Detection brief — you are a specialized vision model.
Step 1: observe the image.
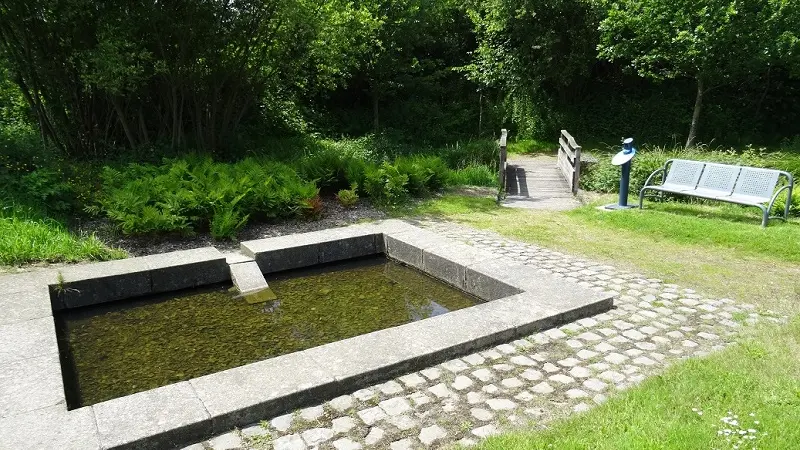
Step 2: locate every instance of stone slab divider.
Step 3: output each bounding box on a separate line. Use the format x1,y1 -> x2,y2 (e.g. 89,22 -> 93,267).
229,261 -> 269,295
51,247 -> 230,310
0,220 -> 613,450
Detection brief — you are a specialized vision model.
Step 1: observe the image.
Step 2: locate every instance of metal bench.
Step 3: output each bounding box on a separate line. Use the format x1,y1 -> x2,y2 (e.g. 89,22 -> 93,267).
638,159 -> 794,227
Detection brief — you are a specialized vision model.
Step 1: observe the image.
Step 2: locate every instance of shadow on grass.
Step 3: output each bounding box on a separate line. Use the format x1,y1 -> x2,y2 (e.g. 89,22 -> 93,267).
639,198 -> 799,227
392,194 -> 501,219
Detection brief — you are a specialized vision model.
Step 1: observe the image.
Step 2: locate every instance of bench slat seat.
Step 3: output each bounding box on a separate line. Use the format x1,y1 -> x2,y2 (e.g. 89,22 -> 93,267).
733,168 -> 780,203
639,159 -> 794,227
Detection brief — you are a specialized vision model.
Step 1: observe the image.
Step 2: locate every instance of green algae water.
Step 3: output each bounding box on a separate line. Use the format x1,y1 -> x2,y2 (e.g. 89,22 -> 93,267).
56,256 -> 478,407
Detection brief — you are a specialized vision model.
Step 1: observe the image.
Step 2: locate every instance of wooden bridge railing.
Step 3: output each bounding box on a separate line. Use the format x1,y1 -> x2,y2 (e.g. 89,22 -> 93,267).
557,129 -> 582,195
498,129 -> 508,200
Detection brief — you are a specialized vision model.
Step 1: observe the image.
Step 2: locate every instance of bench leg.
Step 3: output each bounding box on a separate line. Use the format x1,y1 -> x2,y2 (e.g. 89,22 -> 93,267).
760,205 -> 769,228
638,189 -> 646,209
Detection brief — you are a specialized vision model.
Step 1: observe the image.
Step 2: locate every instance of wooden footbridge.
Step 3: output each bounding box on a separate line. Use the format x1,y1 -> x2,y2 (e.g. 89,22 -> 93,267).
498,130 -> 585,210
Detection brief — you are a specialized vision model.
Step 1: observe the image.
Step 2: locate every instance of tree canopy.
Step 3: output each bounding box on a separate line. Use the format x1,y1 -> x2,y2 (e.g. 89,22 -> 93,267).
598,0 -> 800,147
1,0 -> 799,156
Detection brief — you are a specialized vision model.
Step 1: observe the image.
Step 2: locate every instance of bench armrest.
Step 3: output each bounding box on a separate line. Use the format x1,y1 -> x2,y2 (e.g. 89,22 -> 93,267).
769,184 -> 793,220
641,167 -> 666,188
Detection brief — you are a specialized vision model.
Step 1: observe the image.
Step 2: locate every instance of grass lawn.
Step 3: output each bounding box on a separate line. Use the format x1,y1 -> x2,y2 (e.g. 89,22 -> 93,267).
397,193 -> 800,449
0,214 -> 126,266
401,194 -> 800,315
476,318 -> 800,450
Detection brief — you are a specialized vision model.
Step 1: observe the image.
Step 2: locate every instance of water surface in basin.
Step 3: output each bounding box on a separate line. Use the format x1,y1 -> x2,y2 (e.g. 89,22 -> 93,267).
56,256 -> 478,407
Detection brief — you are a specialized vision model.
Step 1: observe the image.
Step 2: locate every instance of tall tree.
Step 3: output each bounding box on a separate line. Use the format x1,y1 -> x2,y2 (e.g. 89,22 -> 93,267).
0,0 -> 369,156
598,0 -> 792,148
462,0 -> 602,137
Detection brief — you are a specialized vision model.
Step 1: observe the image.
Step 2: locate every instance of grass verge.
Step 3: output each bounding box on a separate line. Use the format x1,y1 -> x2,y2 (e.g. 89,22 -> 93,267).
397,193 -> 800,449
0,215 -> 126,266
400,194 -> 800,315
475,318 -> 800,450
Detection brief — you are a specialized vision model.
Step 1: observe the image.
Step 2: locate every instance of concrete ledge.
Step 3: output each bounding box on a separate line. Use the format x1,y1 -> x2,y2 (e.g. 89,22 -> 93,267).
93,382 -> 211,450
464,265 -> 524,300
51,248 -> 228,310
0,271 -> 54,296
143,247 -> 228,294
0,353 -> 65,418
0,317 -> 58,365
0,405 -> 100,450
51,258 -> 152,310
241,227 -> 382,274
191,352 -> 337,434
0,220 -> 615,449
383,229 -> 443,270
422,243 -> 502,290
0,284 -> 53,326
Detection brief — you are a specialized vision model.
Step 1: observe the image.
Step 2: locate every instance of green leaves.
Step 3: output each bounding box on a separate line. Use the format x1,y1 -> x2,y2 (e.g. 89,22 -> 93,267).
598,0 -> 793,84
94,158 -> 318,238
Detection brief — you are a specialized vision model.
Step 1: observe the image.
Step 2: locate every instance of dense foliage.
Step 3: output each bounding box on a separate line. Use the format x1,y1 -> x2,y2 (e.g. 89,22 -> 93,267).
0,0 -> 799,255
1,0 -> 798,154
85,145 -> 497,239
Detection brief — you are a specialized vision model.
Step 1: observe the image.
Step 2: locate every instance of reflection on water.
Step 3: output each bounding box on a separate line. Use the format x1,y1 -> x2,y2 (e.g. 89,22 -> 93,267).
56,256 -> 479,408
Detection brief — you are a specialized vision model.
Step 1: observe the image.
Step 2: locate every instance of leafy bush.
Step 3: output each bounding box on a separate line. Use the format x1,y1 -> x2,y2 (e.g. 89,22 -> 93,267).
439,140 -> 499,169
394,155 -> 449,196
337,185 -> 359,208
445,164 -> 498,187
296,139 -> 375,192
299,195 -> 324,220
363,162 -> 409,205
0,140 -> 90,218
93,157 -> 318,237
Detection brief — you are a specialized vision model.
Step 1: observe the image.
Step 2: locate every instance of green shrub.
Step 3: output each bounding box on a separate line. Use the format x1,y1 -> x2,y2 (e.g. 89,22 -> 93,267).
439,140 -> 499,169
302,195 -> 324,220
363,162 -> 409,205
337,185 -> 359,208
446,164 -> 498,187
774,190 -> 800,217
93,157 -> 318,236
296,139 -> 375,193
394,155 -> 449,196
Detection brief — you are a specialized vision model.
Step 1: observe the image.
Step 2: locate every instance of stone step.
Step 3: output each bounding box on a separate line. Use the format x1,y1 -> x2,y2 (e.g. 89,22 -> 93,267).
229,260 -> 270,295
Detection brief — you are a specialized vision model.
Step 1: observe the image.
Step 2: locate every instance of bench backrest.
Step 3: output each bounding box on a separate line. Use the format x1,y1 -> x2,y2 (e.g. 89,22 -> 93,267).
664,160 -> 705,189
733,167 -> 781,202
696,163 -> 741,194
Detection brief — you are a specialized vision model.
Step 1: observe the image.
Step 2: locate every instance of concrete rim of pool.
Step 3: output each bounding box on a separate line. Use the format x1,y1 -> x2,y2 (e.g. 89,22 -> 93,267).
0,220 -> 614,450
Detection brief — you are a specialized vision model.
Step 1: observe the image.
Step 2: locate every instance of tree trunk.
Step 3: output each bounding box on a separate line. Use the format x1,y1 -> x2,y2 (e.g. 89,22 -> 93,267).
478,91 -> 483,137
371,82 -> 380,132
685,77 -> 704,149
111,97 -> 137,149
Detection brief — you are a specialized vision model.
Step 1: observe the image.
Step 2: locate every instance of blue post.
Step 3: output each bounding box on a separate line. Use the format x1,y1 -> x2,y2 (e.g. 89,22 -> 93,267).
618,138 -> 634,207
604,137 -> 637,210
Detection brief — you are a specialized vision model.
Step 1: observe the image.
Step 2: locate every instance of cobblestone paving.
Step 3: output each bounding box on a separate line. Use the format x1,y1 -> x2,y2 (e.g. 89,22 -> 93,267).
188,221 -> 783,450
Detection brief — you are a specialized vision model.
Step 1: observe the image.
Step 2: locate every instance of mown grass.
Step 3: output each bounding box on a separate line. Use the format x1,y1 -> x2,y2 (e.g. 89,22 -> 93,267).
401,194 -> 800,315
0,214 -> 126,266
399,193 -> 800,449
475,318 -> 800,450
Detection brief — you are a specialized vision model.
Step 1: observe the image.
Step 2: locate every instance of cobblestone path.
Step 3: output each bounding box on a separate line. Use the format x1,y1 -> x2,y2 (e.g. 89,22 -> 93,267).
187,221 -> 780,450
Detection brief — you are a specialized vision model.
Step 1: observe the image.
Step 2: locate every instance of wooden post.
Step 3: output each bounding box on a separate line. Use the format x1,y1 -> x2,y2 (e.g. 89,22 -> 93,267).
498,129 -> 508,200
573,142 -> 582,195
558,130 -> 582,195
